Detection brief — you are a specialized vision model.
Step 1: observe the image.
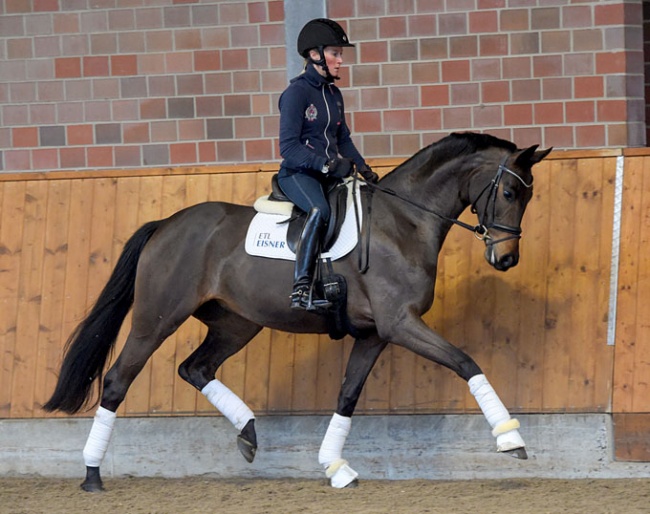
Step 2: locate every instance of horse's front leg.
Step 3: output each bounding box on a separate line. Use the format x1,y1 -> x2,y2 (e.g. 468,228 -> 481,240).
319,333 -> 388,488
383,314 -> 527,459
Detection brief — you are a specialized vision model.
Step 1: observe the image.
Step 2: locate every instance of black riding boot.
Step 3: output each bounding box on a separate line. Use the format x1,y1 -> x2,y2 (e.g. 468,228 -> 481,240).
291,207 -> 328,310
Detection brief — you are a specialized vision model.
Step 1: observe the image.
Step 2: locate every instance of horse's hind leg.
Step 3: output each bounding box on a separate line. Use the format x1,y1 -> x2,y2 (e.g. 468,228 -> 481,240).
319,333 -> 387,488
80,332 -> 170,492
178,302 -> 262,463
81,303 -> 197,492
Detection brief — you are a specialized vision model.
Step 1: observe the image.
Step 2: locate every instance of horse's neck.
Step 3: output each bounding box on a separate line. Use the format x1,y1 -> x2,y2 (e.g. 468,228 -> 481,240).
375,159 -> 473,276
381,158 -> 470,222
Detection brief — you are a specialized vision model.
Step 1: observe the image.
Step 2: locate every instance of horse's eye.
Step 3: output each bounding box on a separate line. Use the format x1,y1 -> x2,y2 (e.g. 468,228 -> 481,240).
503,189 -> 514,201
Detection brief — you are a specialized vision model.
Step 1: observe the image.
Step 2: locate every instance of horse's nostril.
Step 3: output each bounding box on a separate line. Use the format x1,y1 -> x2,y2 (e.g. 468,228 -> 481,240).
499,254 -> 518,270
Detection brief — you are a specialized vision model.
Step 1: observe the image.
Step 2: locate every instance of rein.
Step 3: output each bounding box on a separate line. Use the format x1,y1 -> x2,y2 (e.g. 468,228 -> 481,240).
354,156 -> 533,255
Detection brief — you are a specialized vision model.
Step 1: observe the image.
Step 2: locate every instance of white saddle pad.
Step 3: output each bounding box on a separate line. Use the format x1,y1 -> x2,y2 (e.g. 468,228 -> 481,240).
245,181 -> 364,261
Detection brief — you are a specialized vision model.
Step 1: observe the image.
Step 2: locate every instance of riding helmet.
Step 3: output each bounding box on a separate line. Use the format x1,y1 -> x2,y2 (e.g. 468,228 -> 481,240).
297,18 -> 355,58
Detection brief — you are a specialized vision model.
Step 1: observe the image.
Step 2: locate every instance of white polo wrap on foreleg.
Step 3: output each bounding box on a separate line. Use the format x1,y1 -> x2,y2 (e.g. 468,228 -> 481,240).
318,413 -> 358,488
318,413 -> 351,467
201,379 -> 254,431
468,374 -> 525,452
83,406 -> 117,468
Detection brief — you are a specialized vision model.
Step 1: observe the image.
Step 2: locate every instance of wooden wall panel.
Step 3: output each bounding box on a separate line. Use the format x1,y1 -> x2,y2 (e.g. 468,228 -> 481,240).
0,182 -> 27,418
33,181 -> 71,417
11,181 -> 48,417
0,151 -> 626,419
614,153 -> 650,414
613,413 -> 650,461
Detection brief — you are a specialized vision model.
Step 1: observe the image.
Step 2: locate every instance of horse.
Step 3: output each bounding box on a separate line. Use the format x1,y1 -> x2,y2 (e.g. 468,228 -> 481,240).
44,132 -> 552,491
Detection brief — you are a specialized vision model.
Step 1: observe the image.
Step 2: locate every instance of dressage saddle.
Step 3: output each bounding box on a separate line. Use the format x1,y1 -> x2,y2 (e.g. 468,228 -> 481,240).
267,174 -> 349,253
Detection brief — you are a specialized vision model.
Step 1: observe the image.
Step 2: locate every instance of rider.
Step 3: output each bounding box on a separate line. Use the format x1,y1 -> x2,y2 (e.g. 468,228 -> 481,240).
278,18 -> 379,310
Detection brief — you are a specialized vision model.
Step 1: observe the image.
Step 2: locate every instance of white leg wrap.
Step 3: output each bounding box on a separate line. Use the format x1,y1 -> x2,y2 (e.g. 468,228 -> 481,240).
468,374 -> 510,428
468,374 -> 525,452
318,414 -> 357,488
83,406 -> 117,468
318,413 -> 351,468
201,379 -> 254,431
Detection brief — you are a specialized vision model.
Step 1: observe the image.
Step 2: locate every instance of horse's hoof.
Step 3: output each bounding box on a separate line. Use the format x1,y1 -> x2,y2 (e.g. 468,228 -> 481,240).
80,480 -> 104,493
237,419 -> 257,463
237,434 -> 257,463
503,447 -> 528,460
81,466 -> 104,492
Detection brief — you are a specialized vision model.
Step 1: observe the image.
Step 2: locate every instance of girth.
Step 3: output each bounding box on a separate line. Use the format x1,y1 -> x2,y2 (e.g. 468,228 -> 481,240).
269,174 -> 349,253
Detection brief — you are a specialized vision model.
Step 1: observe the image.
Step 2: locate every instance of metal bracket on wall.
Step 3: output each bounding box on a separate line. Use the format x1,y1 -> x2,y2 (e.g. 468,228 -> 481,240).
283,0 -> 327,81
607,155 -> 624,346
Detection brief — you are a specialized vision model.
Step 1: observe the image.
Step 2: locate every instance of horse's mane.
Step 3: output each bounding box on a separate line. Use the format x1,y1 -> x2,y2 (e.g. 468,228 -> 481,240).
386,132 -> 517,178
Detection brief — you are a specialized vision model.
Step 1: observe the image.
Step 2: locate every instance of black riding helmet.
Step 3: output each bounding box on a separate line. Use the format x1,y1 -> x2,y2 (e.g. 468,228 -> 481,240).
298,18 -> 354,59
297,18 -> 355,58
297,18 -> 354,81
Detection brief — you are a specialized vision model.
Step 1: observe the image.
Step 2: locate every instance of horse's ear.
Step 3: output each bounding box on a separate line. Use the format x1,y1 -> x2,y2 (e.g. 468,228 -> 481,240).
515,145 -> 553,167
531,146 -> 553,165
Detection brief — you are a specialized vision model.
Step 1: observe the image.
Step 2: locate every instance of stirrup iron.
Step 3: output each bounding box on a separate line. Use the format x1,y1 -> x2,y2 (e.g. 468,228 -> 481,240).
290,285 -> 332,311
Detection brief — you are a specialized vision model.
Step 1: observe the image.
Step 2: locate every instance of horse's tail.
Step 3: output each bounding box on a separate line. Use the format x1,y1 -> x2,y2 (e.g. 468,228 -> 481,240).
43,220 -> 162,414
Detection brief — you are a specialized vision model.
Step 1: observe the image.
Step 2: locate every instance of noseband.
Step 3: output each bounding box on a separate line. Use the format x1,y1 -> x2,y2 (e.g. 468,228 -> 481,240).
470,157 -> 533,246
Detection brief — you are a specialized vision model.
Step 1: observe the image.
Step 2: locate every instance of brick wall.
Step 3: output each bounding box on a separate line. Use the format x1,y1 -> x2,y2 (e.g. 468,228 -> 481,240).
0,0 -> 645,172
336,0 -> 645,157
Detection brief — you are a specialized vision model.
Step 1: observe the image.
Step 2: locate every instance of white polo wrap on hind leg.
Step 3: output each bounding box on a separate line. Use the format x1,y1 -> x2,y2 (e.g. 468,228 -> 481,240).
201,379 -> 254,431
83,406 -> 117,468
468,374 -> 525,452
318,413 -> 358,488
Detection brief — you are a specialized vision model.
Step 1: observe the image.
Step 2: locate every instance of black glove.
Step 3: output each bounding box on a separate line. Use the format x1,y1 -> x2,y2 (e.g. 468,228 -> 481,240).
327,157 -> 354,179
358,164 -> 379,183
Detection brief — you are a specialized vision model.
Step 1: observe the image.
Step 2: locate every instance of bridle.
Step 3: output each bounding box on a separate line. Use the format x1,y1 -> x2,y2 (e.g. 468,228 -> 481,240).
469,156 -> 533,246
358,155 -> 533,245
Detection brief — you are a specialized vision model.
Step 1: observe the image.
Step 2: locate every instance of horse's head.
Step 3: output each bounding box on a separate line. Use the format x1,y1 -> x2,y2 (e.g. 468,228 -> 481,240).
470,144 -> 552,272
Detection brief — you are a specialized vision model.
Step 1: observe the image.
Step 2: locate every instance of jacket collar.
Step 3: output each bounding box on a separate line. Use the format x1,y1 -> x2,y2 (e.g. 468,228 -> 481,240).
293,64 -> 331,87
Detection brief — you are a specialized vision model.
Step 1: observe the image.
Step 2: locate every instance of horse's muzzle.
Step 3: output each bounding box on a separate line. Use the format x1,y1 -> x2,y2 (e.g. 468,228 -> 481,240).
485,245 -> 519,272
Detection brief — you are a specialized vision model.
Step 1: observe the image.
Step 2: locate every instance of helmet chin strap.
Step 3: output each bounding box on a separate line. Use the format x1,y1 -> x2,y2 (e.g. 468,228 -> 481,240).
308,46 -> 339,82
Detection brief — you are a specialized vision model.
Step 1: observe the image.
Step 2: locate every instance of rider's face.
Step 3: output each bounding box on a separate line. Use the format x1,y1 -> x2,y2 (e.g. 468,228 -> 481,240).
310,46 -> 344,79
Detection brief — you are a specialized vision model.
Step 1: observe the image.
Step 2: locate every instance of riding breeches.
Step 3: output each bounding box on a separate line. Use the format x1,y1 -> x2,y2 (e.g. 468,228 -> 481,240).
277,169 -> 331,223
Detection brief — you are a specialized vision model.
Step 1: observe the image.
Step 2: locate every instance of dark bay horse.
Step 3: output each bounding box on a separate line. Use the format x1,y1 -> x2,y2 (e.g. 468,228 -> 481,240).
44,132 -> 551,491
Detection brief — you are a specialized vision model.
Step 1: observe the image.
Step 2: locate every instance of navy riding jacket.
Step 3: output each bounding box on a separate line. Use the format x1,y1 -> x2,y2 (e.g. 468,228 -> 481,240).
278,65 -> 366,176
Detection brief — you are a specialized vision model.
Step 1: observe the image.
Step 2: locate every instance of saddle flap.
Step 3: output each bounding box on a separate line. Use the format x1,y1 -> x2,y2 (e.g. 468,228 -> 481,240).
245,177 -> 364,263
286,182 -> 349,253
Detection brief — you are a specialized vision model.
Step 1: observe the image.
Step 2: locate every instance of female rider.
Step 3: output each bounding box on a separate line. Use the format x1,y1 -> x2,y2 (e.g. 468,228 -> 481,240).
278,18 -> 378,310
